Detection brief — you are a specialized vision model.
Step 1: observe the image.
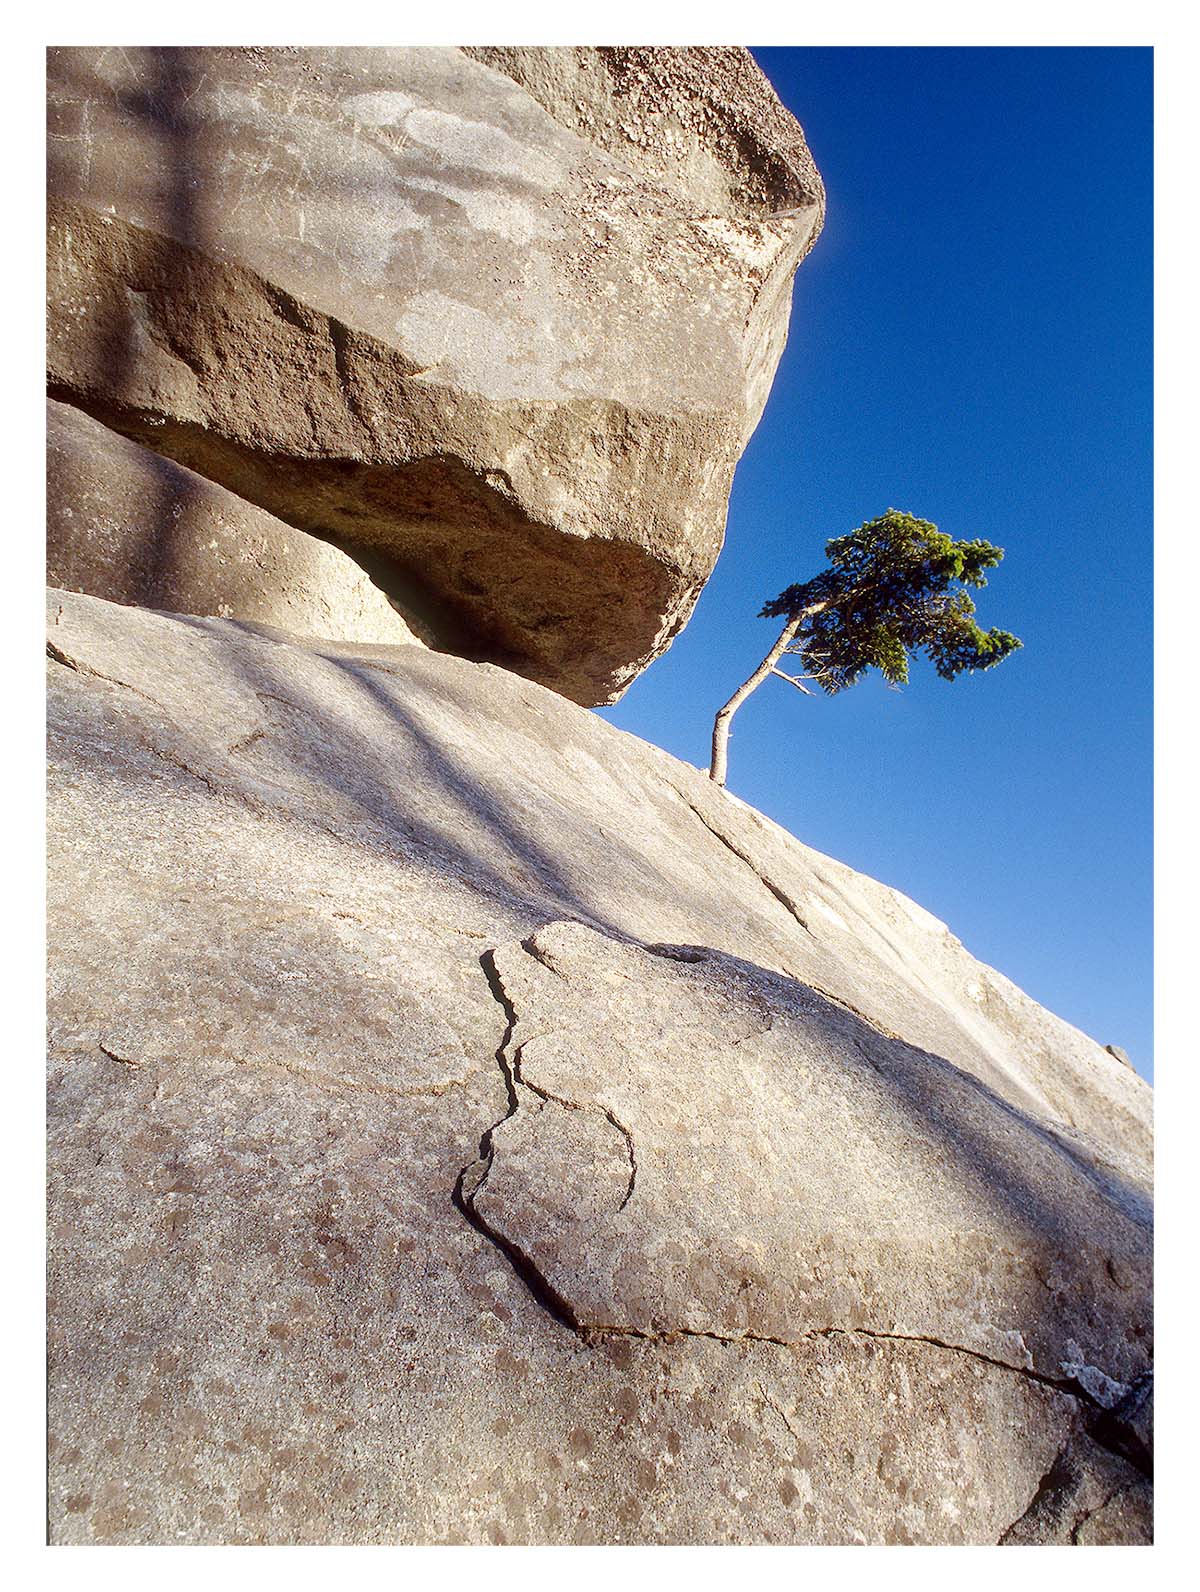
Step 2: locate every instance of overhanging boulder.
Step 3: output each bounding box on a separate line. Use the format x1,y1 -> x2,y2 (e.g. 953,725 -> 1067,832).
47,46 -> 824,703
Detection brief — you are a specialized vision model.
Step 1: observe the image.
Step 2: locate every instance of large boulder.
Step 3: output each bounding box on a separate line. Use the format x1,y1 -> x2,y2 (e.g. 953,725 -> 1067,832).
47,590 -> 1152,1544
47,399 -> 421,645
46,46 -> 824,703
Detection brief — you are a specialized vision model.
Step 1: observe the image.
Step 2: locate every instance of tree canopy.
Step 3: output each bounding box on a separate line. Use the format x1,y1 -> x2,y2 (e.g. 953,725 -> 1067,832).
709,508 -> 1022,785
761,508 -> 1022,692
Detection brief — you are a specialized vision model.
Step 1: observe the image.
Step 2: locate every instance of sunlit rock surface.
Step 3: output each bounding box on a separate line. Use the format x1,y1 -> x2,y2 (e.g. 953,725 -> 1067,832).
46,46 -> 824,703
47,590 -> 1151,1544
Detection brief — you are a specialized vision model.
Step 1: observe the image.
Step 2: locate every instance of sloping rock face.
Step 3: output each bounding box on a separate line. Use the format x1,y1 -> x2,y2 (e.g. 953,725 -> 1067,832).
46,46 -> 823,704
47,400 -> 421,645
47,589 -> 1152,1545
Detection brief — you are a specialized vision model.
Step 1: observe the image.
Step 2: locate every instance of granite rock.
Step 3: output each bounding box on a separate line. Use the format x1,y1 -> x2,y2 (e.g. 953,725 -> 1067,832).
466,921 -> 1150,1387
46,590 -> 1152,1544
46,46 -> 824,703
47,399 -> 421,645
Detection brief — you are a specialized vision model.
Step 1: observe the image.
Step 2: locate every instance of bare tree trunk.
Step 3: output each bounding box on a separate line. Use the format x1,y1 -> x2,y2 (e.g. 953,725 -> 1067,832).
709,613 -> 803,785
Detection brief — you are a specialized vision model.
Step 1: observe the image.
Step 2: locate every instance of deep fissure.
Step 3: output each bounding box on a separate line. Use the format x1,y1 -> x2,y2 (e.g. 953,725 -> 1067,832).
457,932 -> 1149,1470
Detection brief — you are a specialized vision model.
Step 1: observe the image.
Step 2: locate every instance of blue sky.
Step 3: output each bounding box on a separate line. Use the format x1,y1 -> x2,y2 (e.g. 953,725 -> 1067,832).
600,47 -> 1153,1079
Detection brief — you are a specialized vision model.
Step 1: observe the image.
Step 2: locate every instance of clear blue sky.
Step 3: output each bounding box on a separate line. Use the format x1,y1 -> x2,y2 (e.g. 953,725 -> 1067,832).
599,47 -> 1153,1080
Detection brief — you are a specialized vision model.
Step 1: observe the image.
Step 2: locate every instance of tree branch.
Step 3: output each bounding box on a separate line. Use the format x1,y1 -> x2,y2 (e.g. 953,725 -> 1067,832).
770,668 -> 813,694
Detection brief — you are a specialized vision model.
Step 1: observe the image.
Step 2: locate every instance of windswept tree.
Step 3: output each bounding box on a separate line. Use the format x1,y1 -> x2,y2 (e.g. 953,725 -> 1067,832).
709,509 -> 1022,786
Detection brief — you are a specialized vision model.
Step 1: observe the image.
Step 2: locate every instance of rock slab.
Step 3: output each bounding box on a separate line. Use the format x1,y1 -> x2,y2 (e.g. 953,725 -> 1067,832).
47,590 -> 1151,1544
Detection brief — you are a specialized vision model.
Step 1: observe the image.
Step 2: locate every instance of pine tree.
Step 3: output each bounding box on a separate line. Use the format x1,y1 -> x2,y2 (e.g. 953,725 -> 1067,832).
709,509 -> 1022,786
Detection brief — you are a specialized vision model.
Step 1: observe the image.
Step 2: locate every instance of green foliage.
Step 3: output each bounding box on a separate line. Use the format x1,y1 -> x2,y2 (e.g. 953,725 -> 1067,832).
760,509 -> 1022,693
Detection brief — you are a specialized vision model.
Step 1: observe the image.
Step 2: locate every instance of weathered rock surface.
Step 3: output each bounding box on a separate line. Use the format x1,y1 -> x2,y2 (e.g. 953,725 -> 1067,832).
998,1393 -> 1153,1546
468,923 -> 1149,1375
47,399 -> 421,645
46,46 -> 824,702
47,590 -> 1151,1544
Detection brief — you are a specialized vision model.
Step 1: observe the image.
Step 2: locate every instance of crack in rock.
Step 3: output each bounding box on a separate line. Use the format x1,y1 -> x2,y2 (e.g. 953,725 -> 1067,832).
1085,1372 -> 1153,1479
673,785 -> 815,937
138,739 -> 235,802
48,631 -> 254,806
97,1041 -> 143,1070
453,921 -> 1152,1533
997,1416 -> 1150,1545
1069,1486 -> 1131,1544
471,940 -> 639,1214
227,727 -> 266,755
573,1321 -> 1124,1408
451,929 -> 1145,1407
755,1379 -> 806,1446
457,933 -> 1147,1433
602,1104 -> 638,1210
47,638 -> 163,706
452,949 -> 585,1330
506,1036 -> 640,1213
998,1443 -> 1074,1543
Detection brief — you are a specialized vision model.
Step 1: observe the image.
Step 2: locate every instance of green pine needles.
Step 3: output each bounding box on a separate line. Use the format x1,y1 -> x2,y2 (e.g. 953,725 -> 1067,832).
709,509 -> 1022,786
